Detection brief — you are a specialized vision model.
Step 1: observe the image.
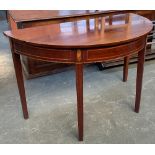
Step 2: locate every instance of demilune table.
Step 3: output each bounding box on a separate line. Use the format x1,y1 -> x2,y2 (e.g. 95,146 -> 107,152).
8,10 -> 132,78
4,13 -> 153,141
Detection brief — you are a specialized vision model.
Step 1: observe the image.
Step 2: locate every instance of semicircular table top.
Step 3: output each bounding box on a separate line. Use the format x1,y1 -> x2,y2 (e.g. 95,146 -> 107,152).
4,13 -> 153,49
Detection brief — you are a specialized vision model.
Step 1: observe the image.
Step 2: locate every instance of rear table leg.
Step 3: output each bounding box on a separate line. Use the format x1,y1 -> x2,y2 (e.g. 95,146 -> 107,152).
123,56 -> 130,82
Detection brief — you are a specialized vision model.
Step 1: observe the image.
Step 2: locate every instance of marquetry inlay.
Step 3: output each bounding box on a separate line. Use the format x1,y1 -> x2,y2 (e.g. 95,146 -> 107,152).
77,49 -> 82,62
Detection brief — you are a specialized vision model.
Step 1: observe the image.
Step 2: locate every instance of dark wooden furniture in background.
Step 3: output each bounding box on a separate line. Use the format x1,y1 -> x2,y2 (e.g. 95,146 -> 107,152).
7,10 -> 155,79
4,13 -> 153,140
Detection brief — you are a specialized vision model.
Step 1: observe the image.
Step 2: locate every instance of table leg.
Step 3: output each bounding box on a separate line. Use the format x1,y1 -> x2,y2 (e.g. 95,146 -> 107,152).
123,56 -> 130,82
12,52 -> 29,119
76,63 -> 83,141
135,48 -> 145,113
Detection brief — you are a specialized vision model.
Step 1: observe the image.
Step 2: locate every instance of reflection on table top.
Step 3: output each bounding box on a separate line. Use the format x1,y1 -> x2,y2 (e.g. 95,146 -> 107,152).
9,10 -> 127,23
5,13 -> 153,49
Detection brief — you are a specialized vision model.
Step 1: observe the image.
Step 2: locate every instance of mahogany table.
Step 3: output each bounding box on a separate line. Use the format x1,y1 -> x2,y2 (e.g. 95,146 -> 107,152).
4,13 -> 153,141
7,10 -> 155,78
8,10 -> 133,78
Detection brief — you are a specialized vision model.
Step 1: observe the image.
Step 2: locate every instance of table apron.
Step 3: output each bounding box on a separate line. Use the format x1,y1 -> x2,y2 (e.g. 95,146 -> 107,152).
12,37 -> 146,64
84,37 -> 146,63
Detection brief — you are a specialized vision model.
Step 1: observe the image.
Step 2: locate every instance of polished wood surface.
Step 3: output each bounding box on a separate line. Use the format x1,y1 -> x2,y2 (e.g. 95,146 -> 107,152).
9,10 -> 155,29
5,14 -> 152,49
9,10 -> 127,28
8,10 -> 155,78
4,13 -> 153,141
9,10 -> 120,78
9,10 -> 112,22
